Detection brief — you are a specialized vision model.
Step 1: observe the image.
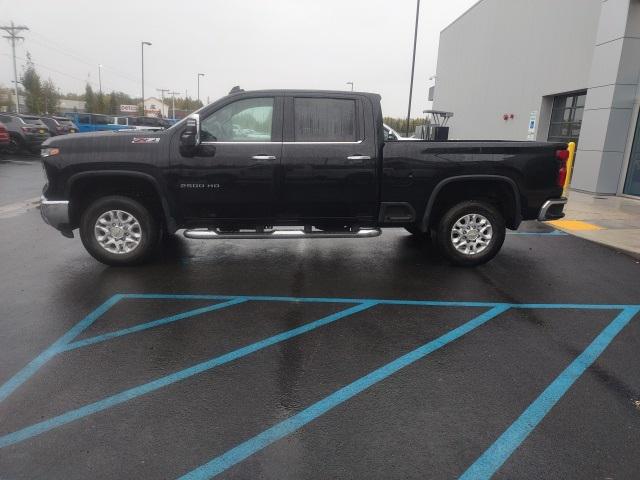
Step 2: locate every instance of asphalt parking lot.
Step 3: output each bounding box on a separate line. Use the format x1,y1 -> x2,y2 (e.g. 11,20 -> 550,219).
1,156 -> 639,479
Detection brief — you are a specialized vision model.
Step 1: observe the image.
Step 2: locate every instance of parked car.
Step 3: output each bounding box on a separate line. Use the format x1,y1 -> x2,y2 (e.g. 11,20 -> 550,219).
127,116 -> 172,130
62,113 -> 131,133
0,114 -> 50,154
40,89 -> 568,266
0,123 -> 9,149
109,116 -> 164,131
383,123 -> 412,141
40,116 -> 79,136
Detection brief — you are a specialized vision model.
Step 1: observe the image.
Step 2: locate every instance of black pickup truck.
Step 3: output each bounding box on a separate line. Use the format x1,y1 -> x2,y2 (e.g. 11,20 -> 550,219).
40,89 -> 568,266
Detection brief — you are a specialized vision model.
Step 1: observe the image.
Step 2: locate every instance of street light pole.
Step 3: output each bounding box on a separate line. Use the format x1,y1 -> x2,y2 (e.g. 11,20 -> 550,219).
141,41 -> 152,116
157,88 -> 169,118
169,91 -> 180,120
405,0 -> 420,137
346,81 -> 354,91
98,64 -> 103,95
197,73 -> 205,104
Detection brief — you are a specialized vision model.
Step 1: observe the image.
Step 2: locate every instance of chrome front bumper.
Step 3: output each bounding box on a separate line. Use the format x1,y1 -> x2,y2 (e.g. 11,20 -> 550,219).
538,197 -> 567,221
40,196 -> 71,234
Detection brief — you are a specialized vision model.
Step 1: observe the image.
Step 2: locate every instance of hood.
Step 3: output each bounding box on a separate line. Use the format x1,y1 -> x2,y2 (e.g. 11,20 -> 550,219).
43,129 -> 163,146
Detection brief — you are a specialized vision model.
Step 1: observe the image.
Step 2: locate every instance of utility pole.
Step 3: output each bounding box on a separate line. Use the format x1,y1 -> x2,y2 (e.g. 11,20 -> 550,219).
405,0 -> 420,137
141,41 -> 152,116
197,73 -> 205,104
168,91 -> 180,120
157,88 -> 169,118
1,21 -> 29,114
98,64 -> 103,95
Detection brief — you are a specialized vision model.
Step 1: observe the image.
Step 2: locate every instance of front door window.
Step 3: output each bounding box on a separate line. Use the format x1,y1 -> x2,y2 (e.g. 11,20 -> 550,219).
201,97 -> 273,142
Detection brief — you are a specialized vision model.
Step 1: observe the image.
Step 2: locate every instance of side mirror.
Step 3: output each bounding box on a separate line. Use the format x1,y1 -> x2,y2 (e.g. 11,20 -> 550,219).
180,113 -> 200,155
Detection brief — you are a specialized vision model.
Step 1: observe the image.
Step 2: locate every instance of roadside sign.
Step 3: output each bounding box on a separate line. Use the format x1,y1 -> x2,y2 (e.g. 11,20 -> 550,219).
120,104 -> 138,113
527,111 -> 537,140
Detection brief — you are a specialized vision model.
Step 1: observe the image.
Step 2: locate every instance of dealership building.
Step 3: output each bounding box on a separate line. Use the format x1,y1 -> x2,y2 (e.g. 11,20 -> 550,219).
432,0 -> 640,197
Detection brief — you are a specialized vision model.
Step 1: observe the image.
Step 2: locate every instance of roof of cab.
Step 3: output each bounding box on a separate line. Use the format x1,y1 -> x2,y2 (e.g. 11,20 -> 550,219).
227,89 -> 381,101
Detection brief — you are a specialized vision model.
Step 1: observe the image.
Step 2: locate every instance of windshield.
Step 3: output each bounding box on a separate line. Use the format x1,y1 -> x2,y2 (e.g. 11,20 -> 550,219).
22,117 -> 46,126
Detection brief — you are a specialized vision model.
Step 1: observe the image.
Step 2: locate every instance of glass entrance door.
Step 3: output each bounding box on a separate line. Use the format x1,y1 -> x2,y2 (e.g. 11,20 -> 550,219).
623,110 -> 640,197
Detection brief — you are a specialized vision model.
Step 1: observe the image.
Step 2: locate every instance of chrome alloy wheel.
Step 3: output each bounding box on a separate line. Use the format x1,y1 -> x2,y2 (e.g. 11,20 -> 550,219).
450,213 -> 493,256
94,210 -> 142,254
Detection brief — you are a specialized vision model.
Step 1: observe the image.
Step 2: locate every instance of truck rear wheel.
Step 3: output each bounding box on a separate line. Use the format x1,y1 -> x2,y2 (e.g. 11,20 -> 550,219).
435,200 -> 505,266
79,195 -> 159,266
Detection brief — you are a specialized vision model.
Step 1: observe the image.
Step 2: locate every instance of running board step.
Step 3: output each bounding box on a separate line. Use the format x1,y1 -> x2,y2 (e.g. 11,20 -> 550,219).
183,228 -> 382,240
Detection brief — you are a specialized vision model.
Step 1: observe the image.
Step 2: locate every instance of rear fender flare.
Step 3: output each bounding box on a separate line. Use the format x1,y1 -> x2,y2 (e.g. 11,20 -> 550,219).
421,174 -> 522,230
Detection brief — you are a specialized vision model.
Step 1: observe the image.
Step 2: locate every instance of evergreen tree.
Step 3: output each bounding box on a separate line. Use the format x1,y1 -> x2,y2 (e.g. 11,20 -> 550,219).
95,93 -> 106,114
84,83 -> 95,113
41,78 -> 60,114
108,92 -> 118,115
21,53 -> 43,114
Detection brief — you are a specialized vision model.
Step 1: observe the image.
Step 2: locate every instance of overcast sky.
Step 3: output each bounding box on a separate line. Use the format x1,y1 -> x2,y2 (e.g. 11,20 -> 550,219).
1,0 -> 476,117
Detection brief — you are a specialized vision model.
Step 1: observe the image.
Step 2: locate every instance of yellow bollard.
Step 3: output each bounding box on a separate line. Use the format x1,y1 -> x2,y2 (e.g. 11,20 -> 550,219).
563,141 -> 576,196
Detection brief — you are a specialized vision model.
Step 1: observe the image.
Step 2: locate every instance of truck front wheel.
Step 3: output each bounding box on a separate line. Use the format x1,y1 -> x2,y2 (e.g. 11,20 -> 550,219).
79,195 -> 160,266
435,200 -> 505,266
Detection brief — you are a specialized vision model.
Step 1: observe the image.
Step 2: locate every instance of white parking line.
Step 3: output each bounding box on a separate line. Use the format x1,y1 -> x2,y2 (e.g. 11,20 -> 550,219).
0,197 -> 41,219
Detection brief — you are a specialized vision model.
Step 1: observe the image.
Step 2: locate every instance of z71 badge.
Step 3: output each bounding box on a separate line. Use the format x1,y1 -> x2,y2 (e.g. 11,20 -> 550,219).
131,137 -> 160,144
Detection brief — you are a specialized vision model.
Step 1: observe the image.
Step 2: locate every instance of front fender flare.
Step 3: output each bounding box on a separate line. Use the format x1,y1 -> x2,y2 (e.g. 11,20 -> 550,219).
66,170 -> 177,233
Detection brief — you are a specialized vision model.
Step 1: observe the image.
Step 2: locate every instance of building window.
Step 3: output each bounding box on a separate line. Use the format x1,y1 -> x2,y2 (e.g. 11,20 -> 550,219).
547,91 -> 586,144
623,110 -> 640,197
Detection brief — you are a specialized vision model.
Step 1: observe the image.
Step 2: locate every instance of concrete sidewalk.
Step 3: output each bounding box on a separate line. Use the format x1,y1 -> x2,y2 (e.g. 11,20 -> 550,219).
548,190 -> 640,259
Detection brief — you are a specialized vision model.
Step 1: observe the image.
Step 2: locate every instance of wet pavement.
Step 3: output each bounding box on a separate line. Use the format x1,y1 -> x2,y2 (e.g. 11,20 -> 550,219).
1,156 -> 639,479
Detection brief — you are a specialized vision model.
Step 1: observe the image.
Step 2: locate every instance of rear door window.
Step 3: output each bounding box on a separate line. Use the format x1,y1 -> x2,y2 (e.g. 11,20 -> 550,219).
293,98 -> 357,142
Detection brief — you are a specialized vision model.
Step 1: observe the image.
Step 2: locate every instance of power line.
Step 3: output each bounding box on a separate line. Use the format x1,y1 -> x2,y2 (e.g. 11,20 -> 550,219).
28,31 -> 141,86
1,21 -> 29,113
1,52 -> 99,90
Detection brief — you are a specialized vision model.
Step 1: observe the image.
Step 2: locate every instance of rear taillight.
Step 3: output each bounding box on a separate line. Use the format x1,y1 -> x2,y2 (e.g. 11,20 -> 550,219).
555,149 -> 570,188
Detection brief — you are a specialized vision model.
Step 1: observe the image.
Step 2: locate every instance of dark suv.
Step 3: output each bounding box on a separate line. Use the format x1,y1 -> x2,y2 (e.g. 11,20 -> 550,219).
0,114 -> 51,154
40,116 -> 79,136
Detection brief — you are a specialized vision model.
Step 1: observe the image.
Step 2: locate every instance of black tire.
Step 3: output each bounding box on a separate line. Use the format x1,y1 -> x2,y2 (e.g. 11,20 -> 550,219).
5,135 -> 24,156
435,200 -> 505,266
79,195 -> 160,266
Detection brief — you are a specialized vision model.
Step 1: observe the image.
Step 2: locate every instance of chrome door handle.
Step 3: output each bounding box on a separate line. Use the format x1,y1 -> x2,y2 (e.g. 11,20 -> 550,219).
251,155 -> 277,160
347,155 -> 371,160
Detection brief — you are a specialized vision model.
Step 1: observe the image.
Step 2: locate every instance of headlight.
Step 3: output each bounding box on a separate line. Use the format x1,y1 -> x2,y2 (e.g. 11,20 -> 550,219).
41,147 -> 60,157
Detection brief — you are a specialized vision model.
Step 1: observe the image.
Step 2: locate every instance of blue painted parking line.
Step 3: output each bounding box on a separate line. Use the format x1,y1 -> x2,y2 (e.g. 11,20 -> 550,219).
0,294 -> 123,404
0,301 -> 375,449
123,294 -> 636,310
177,305 -> 511,480
459,305 -> 640,480
1,292 -> 639,476
0,295 -> 244,406
61,298 -> 247,352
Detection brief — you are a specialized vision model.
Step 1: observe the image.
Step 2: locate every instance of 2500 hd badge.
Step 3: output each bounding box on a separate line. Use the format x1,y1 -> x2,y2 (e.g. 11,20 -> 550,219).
179,183 -> 220,189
